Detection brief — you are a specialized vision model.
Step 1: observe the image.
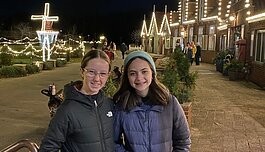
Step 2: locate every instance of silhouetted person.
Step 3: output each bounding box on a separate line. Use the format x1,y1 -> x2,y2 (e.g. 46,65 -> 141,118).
112,66 -> 122,86
120,43 -> 127,59
195,42 -> 201,65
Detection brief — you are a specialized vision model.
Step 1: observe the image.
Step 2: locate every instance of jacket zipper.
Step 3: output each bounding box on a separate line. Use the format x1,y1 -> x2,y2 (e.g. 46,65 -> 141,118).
94,100 -> 106,152
147,111 -> 151,152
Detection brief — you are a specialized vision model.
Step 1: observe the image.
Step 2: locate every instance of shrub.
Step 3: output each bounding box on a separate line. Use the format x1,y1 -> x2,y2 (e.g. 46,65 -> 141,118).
103,77 -> 118,97
0,45 -> 13,66
227,59 -> 244,72
161,46 -> 197,103
0,53 -> 13,66
43,62 -> 54,70
26,64 -> 40,74
56,58 -> 67,67
0,66 -> 27,78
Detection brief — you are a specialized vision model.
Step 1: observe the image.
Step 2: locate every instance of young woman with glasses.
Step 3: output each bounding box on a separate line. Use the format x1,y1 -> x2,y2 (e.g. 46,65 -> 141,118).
39,50 -> 114,152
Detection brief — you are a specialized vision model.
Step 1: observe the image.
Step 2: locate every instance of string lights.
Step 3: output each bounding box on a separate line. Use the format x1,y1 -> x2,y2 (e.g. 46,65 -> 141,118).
0,36 -> 87,57
148,5 -> 159,36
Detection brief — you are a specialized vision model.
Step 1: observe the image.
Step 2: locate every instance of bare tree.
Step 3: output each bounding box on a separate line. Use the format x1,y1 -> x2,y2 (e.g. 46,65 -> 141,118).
130,29 -> 141,45
15,22 -> 31,39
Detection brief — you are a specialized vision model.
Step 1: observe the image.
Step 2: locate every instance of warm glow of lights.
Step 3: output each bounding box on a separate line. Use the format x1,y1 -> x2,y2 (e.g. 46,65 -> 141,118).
245,4 -> 250,8
31,3 -> 59,31
201,16 -> 218,21
99,36 -> 105,40
31,3 -> 59,61
229,16 -> 235,21
247,11 -> 251,15
217,24 -> 228,30
141,17 -> 148,37
148,6 -> 159,36
0,36 -> 87,58
246,12 -> 265,23
159,6 -> 171,35
170,22 -> 180,27
183,20 -> 195,24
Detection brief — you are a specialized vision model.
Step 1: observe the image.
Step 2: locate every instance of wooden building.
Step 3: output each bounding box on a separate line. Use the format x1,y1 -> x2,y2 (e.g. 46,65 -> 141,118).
141,0 -> 265,88
140,5 -> 172,55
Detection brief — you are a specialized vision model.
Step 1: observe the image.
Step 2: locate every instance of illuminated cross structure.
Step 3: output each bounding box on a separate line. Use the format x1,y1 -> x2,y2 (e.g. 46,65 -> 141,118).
31,3 -> 59,61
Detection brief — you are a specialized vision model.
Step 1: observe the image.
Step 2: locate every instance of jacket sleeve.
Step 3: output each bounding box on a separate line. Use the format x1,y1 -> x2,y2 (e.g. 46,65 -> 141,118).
113,108 -> 128,152
39,106 -> 70,152
171,95 -> 191,152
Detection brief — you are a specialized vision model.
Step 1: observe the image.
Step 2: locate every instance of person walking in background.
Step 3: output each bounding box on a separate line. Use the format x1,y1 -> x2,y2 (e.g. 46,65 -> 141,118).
120,43 -> 128,59
195,42 -> 201,65
39,50 -> 114,152
113,50 -> 191,152
190,41 -> 197,65
186,42 -> 194,65
183,42 -> 190,54
112,42 -> 116,51
104,48 -> 114,62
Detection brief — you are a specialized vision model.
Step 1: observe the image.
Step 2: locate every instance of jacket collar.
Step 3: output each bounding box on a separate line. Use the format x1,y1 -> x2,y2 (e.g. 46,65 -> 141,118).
130,104 -> 164,112
64,81 -> 105,107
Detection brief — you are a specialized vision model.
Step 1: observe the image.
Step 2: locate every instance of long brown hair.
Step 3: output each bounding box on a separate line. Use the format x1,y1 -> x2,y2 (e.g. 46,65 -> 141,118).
113,57 -> 169,111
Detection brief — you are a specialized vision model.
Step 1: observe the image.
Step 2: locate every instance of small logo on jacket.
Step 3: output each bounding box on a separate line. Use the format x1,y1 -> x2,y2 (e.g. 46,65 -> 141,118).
106,111 -> 113,117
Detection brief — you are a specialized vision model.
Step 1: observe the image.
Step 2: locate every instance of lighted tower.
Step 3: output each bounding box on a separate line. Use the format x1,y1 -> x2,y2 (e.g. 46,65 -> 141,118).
31,3 -> 59,62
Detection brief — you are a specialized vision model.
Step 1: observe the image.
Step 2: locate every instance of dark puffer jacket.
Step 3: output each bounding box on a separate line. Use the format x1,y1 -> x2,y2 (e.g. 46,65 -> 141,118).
114,95 -> 191,152
39,81 -> 114,152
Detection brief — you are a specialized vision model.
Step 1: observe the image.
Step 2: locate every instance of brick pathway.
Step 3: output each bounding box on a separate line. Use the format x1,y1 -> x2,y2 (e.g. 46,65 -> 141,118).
190,63 -> 265,152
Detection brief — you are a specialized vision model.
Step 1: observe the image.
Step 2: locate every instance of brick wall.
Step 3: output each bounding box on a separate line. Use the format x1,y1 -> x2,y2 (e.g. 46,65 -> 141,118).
201,50 -> 216,64
250,62 -> 265,88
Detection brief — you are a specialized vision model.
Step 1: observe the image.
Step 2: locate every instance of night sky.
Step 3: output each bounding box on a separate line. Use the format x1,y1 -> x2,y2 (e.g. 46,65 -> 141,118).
0,0 -> 178,44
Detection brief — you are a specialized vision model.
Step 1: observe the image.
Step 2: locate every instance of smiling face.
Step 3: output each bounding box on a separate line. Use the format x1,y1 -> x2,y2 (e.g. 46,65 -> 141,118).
81,58 -> 109,95
127,58 -> 153,97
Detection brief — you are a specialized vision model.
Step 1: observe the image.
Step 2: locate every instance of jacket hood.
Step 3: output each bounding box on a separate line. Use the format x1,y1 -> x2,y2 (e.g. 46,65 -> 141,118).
63,80 -> 105,107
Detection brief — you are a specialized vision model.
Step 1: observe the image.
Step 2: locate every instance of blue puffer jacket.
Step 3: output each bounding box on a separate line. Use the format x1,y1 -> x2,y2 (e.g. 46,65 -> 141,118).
114,95 -> 191,152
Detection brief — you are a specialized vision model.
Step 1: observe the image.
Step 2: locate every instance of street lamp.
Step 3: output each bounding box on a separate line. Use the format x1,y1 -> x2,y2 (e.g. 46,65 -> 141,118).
100,35 -> 105,41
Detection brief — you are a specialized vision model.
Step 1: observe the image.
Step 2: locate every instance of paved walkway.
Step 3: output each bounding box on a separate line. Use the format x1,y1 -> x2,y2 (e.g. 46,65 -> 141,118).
0,63 -> 81,149
190,63 -> 265,152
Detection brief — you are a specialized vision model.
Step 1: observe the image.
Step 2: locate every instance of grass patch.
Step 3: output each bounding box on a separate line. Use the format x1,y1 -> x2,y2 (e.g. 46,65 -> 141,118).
70,57 -> 82,63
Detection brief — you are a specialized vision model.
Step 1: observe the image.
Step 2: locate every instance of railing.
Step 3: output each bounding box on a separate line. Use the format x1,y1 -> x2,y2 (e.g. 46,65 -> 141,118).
0,139 -> 39,152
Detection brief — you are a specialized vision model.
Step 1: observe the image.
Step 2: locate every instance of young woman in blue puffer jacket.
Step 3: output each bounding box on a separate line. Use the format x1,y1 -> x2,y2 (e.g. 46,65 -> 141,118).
113,50 -> 191,152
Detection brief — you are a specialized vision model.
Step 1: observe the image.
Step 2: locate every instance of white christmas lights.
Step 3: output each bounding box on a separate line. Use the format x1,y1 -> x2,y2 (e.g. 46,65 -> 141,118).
31,3 -> 59,61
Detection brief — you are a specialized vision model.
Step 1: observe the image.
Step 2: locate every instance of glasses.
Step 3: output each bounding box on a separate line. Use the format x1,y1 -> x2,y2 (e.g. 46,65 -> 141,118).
83,68 -> 108,78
